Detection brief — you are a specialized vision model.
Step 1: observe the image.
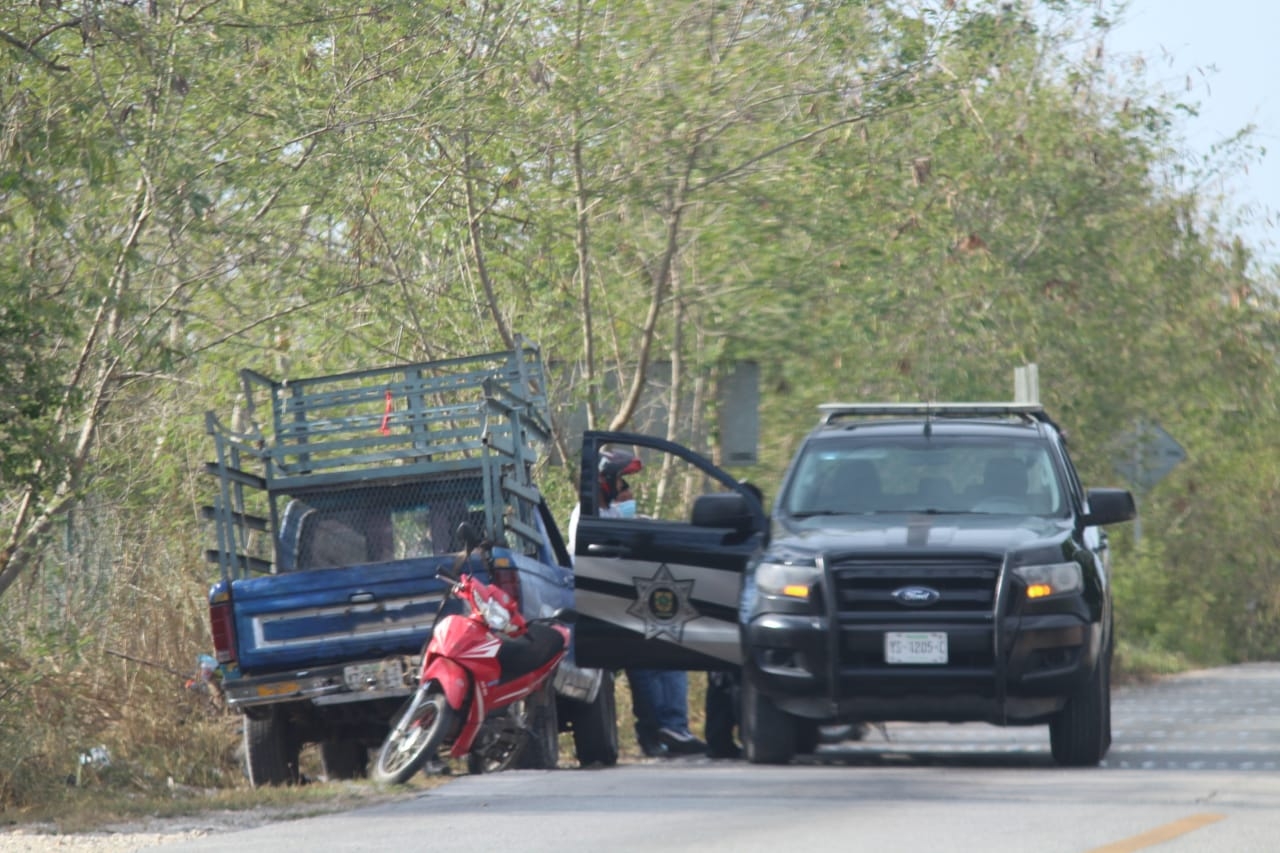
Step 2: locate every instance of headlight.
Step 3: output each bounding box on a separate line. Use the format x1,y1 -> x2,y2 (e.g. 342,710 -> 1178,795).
1013,562 -> 1082,599
479,596 -> 511,631
754,558 -> 821,600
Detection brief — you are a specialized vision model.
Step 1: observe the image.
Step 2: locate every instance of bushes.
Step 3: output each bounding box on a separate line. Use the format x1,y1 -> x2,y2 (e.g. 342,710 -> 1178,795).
0,478 -> 243,819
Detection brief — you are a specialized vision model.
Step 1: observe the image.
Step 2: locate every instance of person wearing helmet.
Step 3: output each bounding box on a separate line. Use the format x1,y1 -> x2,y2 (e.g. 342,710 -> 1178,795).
571,448 -> 706,759
596,448 -> 642,517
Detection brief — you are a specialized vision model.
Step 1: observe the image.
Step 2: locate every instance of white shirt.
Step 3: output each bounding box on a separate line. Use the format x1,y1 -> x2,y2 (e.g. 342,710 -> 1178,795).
566,501 -> 621,563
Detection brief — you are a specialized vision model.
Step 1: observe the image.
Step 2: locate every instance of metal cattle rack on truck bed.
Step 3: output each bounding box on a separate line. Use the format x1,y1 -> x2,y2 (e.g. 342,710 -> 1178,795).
204,335 -> 554,580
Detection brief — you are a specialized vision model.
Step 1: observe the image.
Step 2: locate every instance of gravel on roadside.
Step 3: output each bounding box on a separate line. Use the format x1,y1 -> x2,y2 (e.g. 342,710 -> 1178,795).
1,811 -> 267,853
0,785 -> 434,853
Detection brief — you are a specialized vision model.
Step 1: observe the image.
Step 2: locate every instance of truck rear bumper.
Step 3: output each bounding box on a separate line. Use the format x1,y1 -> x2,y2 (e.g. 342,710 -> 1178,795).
224,655 -> 417,709
743,611 -> 1100,725
228,655 -> 603,710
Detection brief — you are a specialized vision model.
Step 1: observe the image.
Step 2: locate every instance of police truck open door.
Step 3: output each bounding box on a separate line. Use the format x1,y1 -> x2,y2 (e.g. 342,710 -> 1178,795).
570,431 -> 769,671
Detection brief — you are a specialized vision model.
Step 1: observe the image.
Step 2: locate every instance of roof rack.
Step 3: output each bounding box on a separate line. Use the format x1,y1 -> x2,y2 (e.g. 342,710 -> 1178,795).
818,402 -> 1046,426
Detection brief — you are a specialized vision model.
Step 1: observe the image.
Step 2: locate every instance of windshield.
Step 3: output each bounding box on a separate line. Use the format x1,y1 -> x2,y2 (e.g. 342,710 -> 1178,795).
782,435 -> 1067,517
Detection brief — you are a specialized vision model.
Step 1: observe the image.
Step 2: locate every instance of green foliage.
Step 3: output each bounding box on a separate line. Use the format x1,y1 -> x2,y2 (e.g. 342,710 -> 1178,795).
0,291 -> 76,496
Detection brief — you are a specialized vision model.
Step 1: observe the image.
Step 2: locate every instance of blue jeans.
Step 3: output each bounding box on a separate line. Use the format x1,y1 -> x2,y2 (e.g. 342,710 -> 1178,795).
627,669 -> 690,742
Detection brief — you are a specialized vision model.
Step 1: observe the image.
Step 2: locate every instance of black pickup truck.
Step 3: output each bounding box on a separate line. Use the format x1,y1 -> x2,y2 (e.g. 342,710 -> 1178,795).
738,402 -> 1136,766
570,403 -> 1135,768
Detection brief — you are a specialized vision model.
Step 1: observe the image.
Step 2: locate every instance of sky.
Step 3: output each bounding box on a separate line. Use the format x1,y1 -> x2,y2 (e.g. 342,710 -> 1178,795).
1105,0 -> 1279,265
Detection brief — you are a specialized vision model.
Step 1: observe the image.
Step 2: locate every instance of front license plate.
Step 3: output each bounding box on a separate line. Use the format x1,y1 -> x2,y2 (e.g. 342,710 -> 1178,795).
343,659 -> 405,692
884,631 -> 948,664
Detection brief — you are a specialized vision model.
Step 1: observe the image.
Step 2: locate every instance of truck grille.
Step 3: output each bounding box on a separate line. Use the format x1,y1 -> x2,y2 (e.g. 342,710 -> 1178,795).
829,556 -> 1001,617
826,555 -> 1003,673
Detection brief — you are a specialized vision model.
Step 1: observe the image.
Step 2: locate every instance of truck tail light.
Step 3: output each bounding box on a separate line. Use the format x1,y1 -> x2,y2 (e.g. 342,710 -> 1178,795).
209,597 -> 238,666
491,557 -> 521,608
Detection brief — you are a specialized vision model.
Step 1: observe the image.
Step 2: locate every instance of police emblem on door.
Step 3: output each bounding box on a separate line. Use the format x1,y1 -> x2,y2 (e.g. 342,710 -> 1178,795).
628,563 -> 699,642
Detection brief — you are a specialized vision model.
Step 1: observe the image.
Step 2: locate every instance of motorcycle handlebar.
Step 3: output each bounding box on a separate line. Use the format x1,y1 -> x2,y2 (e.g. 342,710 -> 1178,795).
438,557 -> 464,584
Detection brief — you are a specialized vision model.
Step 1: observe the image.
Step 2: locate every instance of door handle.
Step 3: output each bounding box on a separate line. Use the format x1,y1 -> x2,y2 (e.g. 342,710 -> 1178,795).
348,591 -> 381,613
586,543 -> 629,557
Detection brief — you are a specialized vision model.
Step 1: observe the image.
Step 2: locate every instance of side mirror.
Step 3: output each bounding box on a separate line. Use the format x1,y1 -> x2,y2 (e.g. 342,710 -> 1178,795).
691,492 -> 756,535
443,521 -> 484,581
455,521 -> 481,550
1082,488 -> 1137,527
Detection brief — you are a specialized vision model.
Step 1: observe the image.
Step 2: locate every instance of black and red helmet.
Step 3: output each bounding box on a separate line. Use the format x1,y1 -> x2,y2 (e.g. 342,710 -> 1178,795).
598,448 -> 642,505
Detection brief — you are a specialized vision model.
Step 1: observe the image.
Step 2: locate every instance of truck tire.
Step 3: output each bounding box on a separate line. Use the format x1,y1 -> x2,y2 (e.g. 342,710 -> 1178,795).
1049,652 -> 1111,767
566,670 -> 619,767
795,719 -> 820,755
243,709 -> 301,787
320,739 -> 369,780
516,685 -> 561,770
742,678 -> 796,765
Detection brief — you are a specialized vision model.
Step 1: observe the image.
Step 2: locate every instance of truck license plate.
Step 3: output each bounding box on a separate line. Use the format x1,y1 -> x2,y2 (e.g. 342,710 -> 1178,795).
343,659 -> 404,691
884,632 -> 948,664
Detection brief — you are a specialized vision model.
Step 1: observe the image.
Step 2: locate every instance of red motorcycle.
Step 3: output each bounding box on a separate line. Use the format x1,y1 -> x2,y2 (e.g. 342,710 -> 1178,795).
373,525 -> 575,783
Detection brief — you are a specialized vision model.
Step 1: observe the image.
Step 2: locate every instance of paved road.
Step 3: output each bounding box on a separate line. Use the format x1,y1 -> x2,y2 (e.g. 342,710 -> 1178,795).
148,664 -> 1280,853
812,662 -> 1280,771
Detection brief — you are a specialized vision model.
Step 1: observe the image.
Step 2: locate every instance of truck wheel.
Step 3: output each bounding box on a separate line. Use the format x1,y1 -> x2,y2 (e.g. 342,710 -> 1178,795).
243,709 -> 301,787
516,685 -> 561,770
1049,652 -> 1110,767
742,678 -> 796,765
795,719 -> 820,755
320,739 -> 369,780
566,670 -> 619,767
374,686 -> 456,784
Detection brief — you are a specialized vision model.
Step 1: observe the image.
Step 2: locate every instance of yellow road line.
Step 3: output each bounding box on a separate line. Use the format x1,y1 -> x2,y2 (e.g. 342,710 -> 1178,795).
1087,813 -> 1226,853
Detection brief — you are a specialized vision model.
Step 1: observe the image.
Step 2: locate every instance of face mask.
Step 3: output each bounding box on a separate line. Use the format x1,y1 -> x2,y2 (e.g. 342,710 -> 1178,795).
615,499 -> 637,518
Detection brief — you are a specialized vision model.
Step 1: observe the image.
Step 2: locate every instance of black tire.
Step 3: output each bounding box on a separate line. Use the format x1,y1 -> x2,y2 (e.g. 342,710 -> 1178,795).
795,719 -> 820,755
567,671 -> 619,768
374,686 -> 456,784
741,677 -> 796,765
466,727 -> 525,775
243,709 -> 301,787
1049,652 -> 1111,767
319,739 -> 369,780
516,684 -> 561,770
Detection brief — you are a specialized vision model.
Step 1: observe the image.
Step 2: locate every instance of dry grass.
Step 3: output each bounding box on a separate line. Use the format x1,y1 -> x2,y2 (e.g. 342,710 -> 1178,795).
0,639 -> 711,833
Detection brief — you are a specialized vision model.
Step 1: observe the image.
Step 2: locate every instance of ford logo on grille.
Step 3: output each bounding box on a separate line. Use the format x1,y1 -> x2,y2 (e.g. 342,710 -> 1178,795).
892,585 -> 941,607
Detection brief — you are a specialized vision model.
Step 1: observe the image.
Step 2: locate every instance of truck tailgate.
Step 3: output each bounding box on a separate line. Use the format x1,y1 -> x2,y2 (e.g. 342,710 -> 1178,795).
231,558 -> 453,673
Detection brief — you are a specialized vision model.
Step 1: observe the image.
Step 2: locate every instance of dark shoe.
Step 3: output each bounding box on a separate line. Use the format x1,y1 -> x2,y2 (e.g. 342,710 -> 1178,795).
637,735 -> 669,758
706,743 -> 742,760
658,727 -> 706,755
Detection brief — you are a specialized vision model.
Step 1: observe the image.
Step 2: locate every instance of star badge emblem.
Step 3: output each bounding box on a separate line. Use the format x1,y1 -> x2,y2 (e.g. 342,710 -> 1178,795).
627,563 -> 699,642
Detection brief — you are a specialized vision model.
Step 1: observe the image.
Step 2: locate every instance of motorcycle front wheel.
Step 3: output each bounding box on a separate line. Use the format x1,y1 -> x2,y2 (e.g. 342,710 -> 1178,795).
373,685 -> 457,784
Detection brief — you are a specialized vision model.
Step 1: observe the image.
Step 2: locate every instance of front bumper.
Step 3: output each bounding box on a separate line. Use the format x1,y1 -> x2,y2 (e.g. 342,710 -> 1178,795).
742,610 -> 1101,725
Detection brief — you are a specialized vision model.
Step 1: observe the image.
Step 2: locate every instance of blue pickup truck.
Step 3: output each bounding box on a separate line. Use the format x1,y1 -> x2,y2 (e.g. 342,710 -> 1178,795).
204,338 -> 616,785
